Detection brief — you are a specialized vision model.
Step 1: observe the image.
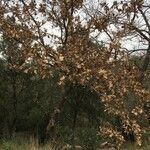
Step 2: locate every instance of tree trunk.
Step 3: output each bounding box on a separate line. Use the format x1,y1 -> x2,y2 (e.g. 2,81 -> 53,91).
72,108 -> 78,149
46,84 -> 73,139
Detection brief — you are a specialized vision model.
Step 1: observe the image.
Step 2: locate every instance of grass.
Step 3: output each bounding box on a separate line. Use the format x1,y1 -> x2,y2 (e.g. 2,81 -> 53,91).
0,136 -> 149,150
122,141 -> 150,150
0,137 -> 59,150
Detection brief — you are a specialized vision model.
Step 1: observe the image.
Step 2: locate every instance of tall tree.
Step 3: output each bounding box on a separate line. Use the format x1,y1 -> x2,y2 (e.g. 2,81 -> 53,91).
0,0 -> 149,148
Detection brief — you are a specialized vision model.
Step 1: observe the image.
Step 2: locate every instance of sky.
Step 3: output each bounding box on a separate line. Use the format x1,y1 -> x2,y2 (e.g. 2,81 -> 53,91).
0,0 -> 149,56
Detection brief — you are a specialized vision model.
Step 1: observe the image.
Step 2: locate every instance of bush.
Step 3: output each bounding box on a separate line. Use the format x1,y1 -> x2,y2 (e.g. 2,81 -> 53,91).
76,127 -> 102,150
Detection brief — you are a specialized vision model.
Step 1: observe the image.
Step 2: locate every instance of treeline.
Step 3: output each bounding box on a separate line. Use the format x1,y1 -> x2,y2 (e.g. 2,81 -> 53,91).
0,58 -> 107,148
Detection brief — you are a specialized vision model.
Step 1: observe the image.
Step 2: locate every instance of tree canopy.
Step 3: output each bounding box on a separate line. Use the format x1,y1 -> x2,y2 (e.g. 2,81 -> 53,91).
0,0 -> 149,148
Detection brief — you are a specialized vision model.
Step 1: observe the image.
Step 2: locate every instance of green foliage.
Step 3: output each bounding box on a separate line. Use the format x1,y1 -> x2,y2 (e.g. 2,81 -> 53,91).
76,127 -> 102,150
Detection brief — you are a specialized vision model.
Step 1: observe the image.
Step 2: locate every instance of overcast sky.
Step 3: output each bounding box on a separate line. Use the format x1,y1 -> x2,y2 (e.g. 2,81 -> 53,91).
1,0 -> 149,56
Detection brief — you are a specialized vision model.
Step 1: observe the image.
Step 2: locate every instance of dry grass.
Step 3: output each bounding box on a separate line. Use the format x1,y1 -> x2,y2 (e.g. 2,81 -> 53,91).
0,136 -> 149,150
